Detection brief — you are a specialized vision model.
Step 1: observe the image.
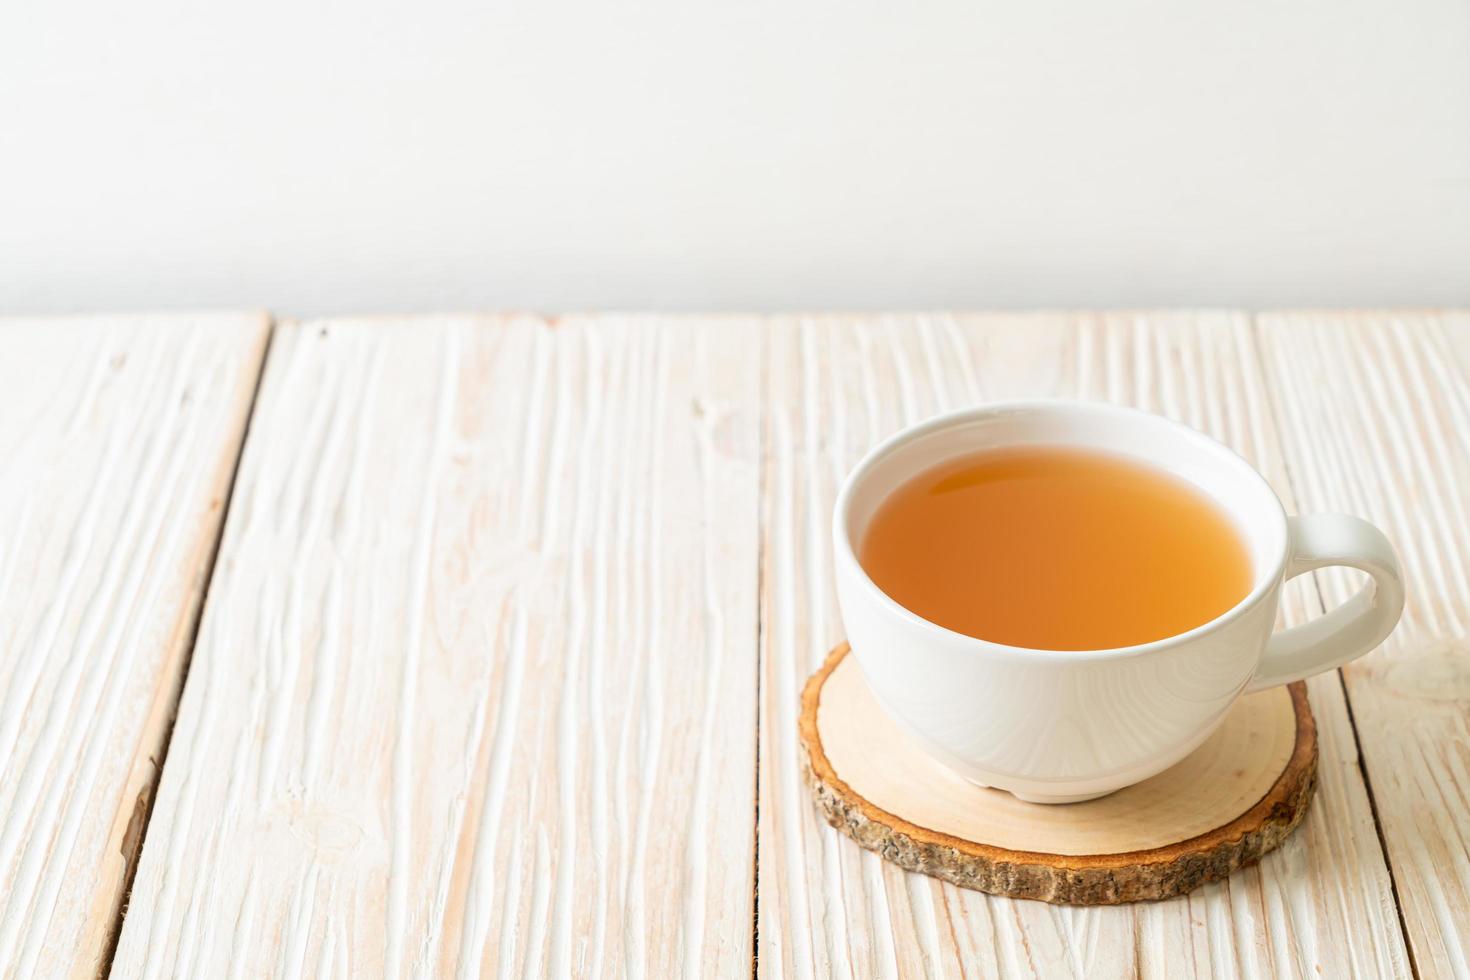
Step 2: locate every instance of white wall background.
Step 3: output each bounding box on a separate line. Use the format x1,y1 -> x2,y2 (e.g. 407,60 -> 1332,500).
2,0 -> 1467,315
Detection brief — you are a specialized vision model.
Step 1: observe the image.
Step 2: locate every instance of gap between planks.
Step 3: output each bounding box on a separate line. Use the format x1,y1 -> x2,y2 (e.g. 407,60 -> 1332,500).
1245,314 -> 1419,980
97,321 -> 279,978
752,322 -> 773,980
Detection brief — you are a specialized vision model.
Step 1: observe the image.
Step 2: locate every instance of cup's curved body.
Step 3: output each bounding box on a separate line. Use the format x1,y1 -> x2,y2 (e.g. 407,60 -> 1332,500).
833,402 -> 1402,803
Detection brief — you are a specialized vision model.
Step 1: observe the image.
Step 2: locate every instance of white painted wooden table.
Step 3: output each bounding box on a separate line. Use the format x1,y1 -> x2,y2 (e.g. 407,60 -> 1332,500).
2,311 -> 1465,978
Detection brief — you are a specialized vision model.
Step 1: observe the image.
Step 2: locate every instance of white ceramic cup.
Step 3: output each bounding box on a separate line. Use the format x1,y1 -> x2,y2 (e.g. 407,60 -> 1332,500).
832,400 -> 1405,803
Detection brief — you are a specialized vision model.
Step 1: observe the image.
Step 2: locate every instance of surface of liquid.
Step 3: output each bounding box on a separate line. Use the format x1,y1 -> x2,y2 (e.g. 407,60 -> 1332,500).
859,446 -> 1253,650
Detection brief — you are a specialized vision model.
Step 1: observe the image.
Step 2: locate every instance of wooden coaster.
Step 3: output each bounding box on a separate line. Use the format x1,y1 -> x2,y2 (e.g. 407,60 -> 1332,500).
799,644 -> 1318,905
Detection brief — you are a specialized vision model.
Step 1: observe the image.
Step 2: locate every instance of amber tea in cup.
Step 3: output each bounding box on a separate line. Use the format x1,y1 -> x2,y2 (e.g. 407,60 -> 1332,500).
837,401 -> 1404,801
858,446 -> 1253,651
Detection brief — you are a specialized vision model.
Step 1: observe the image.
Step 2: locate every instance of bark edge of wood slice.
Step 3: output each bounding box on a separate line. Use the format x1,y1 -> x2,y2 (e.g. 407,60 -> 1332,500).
799,643 -> 1318,905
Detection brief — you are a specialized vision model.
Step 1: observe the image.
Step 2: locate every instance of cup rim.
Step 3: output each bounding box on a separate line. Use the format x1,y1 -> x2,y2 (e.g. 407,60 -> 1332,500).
832,399 -> 1291,662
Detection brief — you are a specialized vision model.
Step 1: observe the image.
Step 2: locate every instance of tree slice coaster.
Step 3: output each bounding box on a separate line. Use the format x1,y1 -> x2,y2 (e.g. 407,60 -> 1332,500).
799,643 -> 1318,905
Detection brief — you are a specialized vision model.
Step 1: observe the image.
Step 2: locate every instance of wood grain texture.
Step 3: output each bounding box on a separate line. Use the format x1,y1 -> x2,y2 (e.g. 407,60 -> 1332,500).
0,313 -> 268,979
802,645 -> 1318,905
1258,311 -> 1470,979
109,316 -> 763,978
757,313 -> 1410,978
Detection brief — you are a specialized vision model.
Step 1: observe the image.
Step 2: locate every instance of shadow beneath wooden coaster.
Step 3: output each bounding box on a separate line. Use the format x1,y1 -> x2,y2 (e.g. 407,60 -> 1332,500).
799,643 -> 1318,905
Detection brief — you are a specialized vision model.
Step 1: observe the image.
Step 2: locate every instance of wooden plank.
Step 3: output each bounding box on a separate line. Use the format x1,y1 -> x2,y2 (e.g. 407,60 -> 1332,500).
1258,311 -> 1470,979
111,316 -> 763,977
757,313 -> 1410,978
0,313 -> 269,977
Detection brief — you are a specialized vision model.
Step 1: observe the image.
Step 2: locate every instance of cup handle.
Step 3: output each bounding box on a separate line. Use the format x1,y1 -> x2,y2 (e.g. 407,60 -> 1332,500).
1245,514 -> 1405,693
